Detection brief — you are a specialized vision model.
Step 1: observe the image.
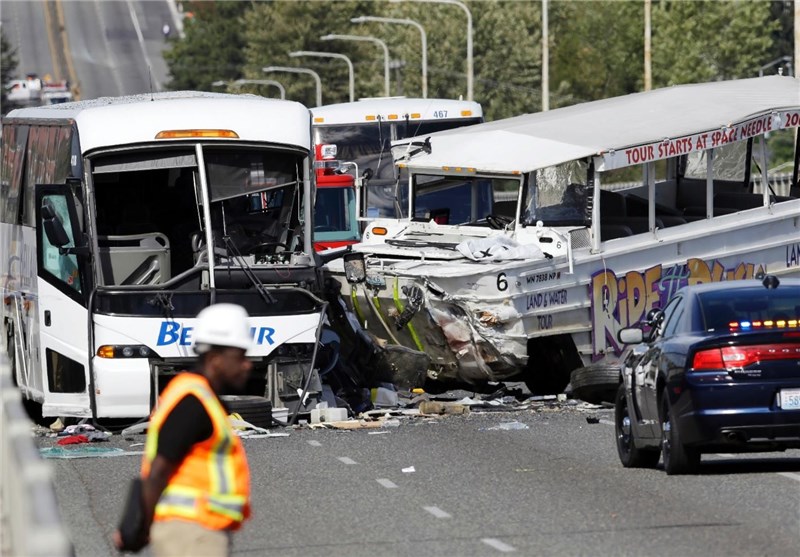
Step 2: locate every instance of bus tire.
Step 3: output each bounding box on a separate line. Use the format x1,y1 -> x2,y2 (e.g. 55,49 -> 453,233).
221,395 -> 273,429
570,365 -> 620,404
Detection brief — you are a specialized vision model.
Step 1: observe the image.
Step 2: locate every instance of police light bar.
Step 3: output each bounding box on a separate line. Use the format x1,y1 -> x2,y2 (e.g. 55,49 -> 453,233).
728,317 -> 800,330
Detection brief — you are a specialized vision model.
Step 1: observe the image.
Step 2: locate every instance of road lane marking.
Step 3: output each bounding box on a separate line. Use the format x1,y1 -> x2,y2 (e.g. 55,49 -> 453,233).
422,506 -> 451,519
337,457 -> 357,465
125,0 -> 162,90
481,538 -> 516,552
777,472 -> 800,482
376,478 -> 398,489
307,440 -> 322,447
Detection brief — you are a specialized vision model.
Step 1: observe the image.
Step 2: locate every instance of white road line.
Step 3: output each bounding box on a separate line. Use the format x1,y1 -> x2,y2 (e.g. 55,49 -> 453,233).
481,538 -> 516,553
337,456 -> 357,465
599,419 -> 615,426
777,472 -> 800,482
307,440 -> 322,447
376,478 -> 398,489
422,506 -> 451,519
125,0 -> 161,90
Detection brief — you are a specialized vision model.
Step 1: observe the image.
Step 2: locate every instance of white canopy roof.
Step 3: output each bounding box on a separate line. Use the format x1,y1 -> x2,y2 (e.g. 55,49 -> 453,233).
393,76 -> 800,174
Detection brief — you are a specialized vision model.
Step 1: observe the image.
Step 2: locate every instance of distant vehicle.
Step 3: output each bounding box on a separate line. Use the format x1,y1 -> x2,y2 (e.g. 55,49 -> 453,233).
5,74 -> 72,108
311,97 -> 483,251
615,276 -> 800,475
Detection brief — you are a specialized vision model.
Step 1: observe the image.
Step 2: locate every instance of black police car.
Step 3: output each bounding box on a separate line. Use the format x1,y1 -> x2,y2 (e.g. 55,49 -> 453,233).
615,275 -> 800,475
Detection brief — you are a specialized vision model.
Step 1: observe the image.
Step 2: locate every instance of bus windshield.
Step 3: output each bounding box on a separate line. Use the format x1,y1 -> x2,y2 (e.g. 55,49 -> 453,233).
313,117 -> 483,219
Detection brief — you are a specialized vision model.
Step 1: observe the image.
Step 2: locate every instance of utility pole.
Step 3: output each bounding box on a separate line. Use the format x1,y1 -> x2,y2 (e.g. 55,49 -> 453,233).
795,0 -> 799,79
542,0 -> 549,111
644,0 -> 652,91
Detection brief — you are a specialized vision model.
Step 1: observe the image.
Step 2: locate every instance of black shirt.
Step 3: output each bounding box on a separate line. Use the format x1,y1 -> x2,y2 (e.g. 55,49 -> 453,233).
156,372 -> 230,464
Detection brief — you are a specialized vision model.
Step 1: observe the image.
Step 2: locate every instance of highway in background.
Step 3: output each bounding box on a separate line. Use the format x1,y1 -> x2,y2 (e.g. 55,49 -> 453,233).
2,0 -> 176,101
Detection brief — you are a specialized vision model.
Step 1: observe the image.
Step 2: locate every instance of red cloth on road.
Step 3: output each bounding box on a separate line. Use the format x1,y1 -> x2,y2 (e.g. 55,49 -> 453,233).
57,434 -> 89,445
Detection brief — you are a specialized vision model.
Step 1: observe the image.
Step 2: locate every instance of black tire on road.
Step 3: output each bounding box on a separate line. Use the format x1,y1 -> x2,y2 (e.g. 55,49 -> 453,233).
660,388 -> 700,475
615,383 -> 660,468
570,365 -> 620,404
221,395 -> 273,429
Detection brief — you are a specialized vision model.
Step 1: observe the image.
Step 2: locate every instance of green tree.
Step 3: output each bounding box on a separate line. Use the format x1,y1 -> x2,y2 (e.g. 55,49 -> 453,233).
163,1 -> 250,91
549,1 -> 643,106
1,27 -> 19,110
165,0 -> 789,120
652,0 -> 778,86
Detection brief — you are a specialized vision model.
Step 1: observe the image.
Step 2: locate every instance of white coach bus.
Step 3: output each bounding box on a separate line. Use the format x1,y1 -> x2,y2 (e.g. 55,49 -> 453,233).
1,92 -> 326,421
311,97 -> 483,249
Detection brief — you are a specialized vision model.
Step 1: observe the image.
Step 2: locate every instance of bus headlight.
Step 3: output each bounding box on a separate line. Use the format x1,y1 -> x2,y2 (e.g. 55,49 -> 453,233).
96,345 -> 158,359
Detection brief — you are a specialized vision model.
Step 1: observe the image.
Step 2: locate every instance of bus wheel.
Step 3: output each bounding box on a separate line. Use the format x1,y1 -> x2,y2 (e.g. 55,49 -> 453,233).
221,395 -> 274,429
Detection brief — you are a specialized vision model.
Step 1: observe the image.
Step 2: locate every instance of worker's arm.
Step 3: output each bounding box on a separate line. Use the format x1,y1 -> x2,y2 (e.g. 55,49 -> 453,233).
141,455 -> 178,530
113,455 -> 177,552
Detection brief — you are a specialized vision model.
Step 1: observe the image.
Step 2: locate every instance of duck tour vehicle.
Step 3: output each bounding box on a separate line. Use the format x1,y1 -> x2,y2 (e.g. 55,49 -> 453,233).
327,76 -> 800,399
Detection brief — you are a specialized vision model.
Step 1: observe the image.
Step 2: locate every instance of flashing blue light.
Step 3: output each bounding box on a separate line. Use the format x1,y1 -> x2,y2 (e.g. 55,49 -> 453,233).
740,321 -> 752,329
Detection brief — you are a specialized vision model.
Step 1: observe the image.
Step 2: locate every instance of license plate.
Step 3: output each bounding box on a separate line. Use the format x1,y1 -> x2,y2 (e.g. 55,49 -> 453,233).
779,388 -> 800,410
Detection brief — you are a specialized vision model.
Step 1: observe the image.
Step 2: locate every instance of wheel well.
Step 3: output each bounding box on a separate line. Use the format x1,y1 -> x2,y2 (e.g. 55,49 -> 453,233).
525,335 -> 583,395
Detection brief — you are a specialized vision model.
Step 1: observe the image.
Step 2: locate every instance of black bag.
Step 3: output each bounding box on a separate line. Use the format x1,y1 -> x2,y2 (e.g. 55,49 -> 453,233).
117,478 -> 148,553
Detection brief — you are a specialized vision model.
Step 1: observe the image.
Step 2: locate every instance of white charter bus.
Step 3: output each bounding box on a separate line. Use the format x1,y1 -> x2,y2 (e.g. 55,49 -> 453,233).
1,92 -> 326,420
310,98 -> 482,249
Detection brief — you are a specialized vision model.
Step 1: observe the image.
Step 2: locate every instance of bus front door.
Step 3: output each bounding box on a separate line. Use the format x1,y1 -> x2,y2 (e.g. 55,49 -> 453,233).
35,184 -> 91,418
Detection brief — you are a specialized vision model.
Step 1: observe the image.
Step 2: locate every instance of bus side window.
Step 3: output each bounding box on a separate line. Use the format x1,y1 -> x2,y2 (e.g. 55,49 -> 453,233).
0,124 -> 29,225
40,194 -> 82,293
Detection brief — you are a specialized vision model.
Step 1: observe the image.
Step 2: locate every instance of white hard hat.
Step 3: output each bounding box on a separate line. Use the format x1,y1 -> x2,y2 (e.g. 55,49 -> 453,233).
192,303 -> 252,354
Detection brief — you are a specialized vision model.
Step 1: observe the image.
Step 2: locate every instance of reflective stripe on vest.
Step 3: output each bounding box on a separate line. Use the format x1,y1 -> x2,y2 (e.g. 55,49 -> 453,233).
142,373 -> 250,529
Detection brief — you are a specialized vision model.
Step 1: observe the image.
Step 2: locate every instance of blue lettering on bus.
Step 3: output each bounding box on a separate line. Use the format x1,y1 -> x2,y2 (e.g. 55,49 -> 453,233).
156,322 -> 276,346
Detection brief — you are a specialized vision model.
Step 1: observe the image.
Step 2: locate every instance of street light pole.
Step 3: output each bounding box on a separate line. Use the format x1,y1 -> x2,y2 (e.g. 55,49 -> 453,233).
542,0 -> 549,111
212,79 -> 286,99
351,15 -> 427,99
321,34 -> 391,97
262,66 -> 322,107
390,0 -> 472,101
289,50 -> 355,103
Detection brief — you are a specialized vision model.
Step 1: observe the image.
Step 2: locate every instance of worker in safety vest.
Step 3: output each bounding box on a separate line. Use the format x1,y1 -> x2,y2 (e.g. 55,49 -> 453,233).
114,303 -> 253,556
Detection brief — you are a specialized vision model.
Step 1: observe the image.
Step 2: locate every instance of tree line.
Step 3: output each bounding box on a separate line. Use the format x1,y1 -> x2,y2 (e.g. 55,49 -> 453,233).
164,0 -> 794,121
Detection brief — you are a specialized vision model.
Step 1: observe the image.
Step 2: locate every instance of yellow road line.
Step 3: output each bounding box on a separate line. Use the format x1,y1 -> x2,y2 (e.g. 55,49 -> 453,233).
54,0 -> 80,99
42,0 -> 62,81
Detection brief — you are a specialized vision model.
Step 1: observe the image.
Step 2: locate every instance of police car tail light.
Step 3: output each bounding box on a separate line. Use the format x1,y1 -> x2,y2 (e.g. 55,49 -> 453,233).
97,345 -> 156,359
693,343 -> 800,370
692,348 -> 725,370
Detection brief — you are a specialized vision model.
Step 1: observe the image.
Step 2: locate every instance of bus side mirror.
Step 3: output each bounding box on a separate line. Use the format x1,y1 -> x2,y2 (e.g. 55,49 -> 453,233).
343,252 -> 366,284
41,203 -> 71,248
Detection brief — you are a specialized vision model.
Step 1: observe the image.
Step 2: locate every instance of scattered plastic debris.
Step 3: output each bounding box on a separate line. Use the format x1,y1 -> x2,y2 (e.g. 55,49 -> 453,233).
402,466 -> 416,473
382,418 -> 401,428
585,416 -> 600,424
482,421 -> 529,431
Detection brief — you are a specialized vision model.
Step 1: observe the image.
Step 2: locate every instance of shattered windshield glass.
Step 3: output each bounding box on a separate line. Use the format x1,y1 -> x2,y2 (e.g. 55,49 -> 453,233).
523,160 -> 590,227
203,147 -> 303,255
412,175 -> 518,226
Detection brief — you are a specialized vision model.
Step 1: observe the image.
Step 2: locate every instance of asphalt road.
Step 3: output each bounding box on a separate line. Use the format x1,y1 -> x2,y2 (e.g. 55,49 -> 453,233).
2,0 -> 174,101
36,400 -> 800,557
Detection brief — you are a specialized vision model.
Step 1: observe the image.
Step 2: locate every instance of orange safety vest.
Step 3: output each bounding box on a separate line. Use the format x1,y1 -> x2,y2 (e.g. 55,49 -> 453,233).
141,373 -> 251,531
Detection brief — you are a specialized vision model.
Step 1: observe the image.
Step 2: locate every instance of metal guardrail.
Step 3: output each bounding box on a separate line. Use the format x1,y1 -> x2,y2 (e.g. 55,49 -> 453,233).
0,351 -> 73,557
